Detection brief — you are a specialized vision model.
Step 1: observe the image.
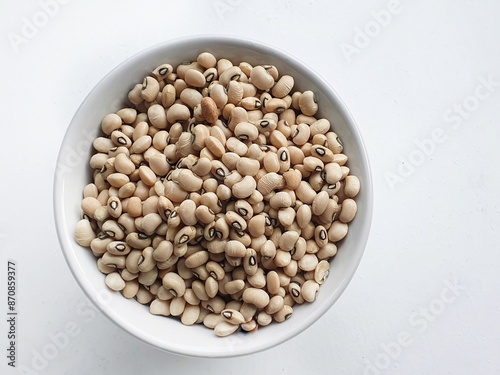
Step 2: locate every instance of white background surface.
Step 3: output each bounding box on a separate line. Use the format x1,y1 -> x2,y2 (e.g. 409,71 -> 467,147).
1,0 -> 499,374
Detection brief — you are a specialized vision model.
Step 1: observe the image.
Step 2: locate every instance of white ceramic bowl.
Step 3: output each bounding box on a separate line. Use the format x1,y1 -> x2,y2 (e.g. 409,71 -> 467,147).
54,35 -> 373,358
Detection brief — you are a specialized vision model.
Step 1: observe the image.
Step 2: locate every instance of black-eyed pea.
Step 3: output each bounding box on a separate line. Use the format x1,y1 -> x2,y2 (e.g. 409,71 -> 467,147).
90,153 -> 109,170
138,267 -> 158,286
278,207 -> 296,228
250,65 -> 274,91
236,157 -> 260,177
205,276 -> 219,298
271,74 -> 294,98
169,296 -> 186,317
75,219 -> 96,247
162,272 -> 186,298
328,220 -> 349,242
288,282 -> 304,304
139,212 -> 161,235
265,98 -> 287,114
214,320 -> 239,337
298,90 -> 318,116
278,231 -> 300,252
135,286 -> 154,305
203,313 -> 225,329
221,309 -> 246,325
312,191 -> 330,216
101,252 -> 126,270
190,157 -> 212,178
303,156 -> 324,172
274,250 -> 291,267
197,52 -> 217,69
122,279 -> 139,299
206,261 -> 225,281
105,272 -> 126,291
339,198 -> 357,223
309,171 -> 324,192
263,152 -> 280,173
128,83 -> 144,106
242,287 -> 270,309
326,131 -> 344,154
344,175 -> 361,198
277,147 -> 291,173
184,250 -> 209,269
283,259 -> 298,277
176,303 -> 198,326
209,84 -> 228,109
231,175 -> 257,199
106,240 -> 131,256
225,137 -> 248,156
185,69 -> 206,88
309,118 -> 331,136
298,253 -> 319,272
295,181 -> 317,204
241,81 -> 258,98
273,305 -> 293,323
241,319 -> 258,332
202,296 -> 226,314
101,113 -> 123,136
141,76 -> 160,102
226,81 -> 243,105
314,226 -> 328,248
234,122 -> 259,142
247,267 -> 265,288
257,311 -> 273,326
311,145 -> 334,163
225,240 -> 246,258
301,280 -> 320,303
203,67 -> 218,85
219,66 -> 242,86
253,118 -> 277,134
291,237 -> 307,261
81,197 -> 103,218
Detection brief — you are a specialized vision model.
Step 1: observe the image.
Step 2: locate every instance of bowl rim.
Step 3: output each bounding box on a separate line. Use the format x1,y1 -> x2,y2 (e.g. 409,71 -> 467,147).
53,34 -> 373,358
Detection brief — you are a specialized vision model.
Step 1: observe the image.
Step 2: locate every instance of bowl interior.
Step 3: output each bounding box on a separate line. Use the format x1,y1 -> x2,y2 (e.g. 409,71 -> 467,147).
54,36 -> 373,357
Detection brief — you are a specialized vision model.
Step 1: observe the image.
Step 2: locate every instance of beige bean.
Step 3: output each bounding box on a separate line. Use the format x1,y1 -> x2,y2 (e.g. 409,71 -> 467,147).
339,198 -> 357,223
105,272 -> 126,291
232,175 -> 257,199
75,219 -> 96,247
138,166 -> 157,186
161,84 -> 176,108
311,145 -> 334,163
344,175 -> 360,198
298,91 -> 318,116
273,305 -> 293,323
301,280 -> 320,302
226,137 -> 248,156
234,122 -> 259,141
197,52 -> 217,69
236,157 -> 260,176
312,191 -> 329,216
242,288 -> 270,309
214,320 -> 239,337
141,76 -> 160,102
314,260 -> 331,284
101,113 -> 122,135
295,181 -> 317,204
257,172 -> 285,195
310,118 -> 331,136
147,104 -> 167,129
250,65 -> 274,91
219,66 -> 242,86
130,135 -> 152,154
169,296 -> 186,316
162,272 -> 186,297
328,221 -> 348,242
150,298 -> 171,316
271,75 -> 294,98
326,132 -> 344,154
166,103 -> 190,124
303,156 -> 324,172
225,240 -> 246,258
185,69 -> 206,88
